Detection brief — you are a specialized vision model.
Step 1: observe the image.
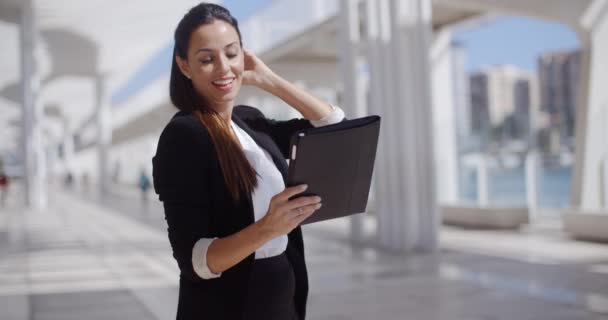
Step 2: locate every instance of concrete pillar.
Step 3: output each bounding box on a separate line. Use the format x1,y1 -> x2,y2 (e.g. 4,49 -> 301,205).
339,0 -> 365,243
96,74 -> 112,198
365,0 -> 390,248
525,151 -> 539,219
19,0 -> 47,209
573,1 -> 608,210
476,155 -> 489,206
601,156 -> 608,209
62,117 -> 75,174
392,0 -> 437,251
368,0 -> 437,252
430,30 -> 460,204
46,134 -> 60,185
367,0 -> 408,251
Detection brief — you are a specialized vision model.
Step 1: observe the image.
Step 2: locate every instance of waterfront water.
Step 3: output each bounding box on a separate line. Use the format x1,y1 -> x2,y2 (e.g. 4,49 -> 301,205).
460,166 -> 572,209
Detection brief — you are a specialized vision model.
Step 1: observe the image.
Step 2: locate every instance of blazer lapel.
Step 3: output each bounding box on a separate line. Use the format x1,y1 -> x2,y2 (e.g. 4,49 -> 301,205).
231,113 -> 290,183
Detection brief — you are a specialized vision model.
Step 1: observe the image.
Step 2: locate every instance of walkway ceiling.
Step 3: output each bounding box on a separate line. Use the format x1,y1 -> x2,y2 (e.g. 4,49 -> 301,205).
0,0 -> 214,153
260,2 -> 483,65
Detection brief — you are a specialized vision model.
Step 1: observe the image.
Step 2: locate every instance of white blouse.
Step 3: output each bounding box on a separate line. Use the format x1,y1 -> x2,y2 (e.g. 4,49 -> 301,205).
192,105 -> 346,279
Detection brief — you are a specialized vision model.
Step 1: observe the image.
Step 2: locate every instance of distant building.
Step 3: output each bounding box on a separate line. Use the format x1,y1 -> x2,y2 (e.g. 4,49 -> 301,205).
538,49 -> 580,140
469,72 -> 490,146
451,41 -> 472,143
469,65 -> 539,148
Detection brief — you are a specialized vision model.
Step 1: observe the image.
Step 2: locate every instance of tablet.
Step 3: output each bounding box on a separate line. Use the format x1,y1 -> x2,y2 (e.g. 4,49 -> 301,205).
287,115 -> 381,224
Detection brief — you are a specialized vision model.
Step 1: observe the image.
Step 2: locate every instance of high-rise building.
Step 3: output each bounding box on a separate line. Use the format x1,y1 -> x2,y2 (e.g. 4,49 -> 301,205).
451,42 -> 472,142
469,65 -> 539,147
469,72 -> 489,140
538,49 -> 580,139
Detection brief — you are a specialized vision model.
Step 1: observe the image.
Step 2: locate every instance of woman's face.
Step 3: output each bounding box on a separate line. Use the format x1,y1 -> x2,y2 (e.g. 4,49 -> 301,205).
176,19 -> 243,111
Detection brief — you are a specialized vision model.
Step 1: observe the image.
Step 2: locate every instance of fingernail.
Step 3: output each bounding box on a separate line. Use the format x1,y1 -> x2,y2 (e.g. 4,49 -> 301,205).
302,184 -> 308,189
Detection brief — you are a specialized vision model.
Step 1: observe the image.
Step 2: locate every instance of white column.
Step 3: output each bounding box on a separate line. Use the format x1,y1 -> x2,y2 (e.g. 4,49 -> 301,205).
62,117 -> 75,174
19,0 -> 47,209
339,0 -> 365,243
430,29 -> 459,204
45,134 -> 59,185
366,0 -> 390,248
571,33 -> 591,209
525,151 -> 539,219
476,155 -> 489,206
96,74 -> 112,198
369,0 -> 437,252
368,0 -> 410,251
573,1 -> 608,210
392,0 -> 437,251
601,156 -> 608,209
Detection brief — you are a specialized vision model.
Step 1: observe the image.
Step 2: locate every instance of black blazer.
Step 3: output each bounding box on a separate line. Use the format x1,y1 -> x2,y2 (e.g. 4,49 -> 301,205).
153,105 -> 319,320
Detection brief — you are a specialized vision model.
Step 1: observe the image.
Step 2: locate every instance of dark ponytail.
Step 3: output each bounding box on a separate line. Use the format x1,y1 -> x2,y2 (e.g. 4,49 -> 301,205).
170,3 -> 256,202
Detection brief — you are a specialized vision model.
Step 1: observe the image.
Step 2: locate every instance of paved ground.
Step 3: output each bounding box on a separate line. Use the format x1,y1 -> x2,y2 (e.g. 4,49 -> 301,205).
1,184 -> 608,319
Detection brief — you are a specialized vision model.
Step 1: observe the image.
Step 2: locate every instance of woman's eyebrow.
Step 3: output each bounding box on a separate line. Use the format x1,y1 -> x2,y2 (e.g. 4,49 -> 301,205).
224,41 -> 239,49
195,41 -> 239,54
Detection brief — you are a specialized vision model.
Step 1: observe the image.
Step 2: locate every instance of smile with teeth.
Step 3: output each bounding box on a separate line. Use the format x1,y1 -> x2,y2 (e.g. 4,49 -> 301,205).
211,77 -> 235,92
212,78 -> 234,85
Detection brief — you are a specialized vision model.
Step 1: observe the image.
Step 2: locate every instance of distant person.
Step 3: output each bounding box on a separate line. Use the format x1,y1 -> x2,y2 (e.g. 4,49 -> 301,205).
0,172 -> 8,207
152,3 -> 345,320
112,162 -> 121,183
81,172 -> 90,193
138,169 -> 151,203
64,171 -> 74,189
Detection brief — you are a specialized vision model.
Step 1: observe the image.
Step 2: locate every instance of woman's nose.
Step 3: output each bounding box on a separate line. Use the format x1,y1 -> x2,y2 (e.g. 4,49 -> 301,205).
216,55 -> 230,73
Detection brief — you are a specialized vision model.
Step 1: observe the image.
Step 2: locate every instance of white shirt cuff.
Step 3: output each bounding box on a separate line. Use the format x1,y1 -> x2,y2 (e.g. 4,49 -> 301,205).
192,237 -> 222,279
309,104 -> 345,127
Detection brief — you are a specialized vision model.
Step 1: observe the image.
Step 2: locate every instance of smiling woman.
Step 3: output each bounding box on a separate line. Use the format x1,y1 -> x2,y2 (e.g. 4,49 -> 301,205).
175,21 -> 244,111
153,2 -> 345,320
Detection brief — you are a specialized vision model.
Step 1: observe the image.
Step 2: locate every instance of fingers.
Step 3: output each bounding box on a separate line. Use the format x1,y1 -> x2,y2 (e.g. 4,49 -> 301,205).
275,184 -> 308,202
243,49 -> 256,62
284,195 -> 321,212
291,203 -> 321,225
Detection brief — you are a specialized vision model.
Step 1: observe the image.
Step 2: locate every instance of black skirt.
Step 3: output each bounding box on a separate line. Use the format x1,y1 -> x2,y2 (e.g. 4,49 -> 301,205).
242,252 -> 298,320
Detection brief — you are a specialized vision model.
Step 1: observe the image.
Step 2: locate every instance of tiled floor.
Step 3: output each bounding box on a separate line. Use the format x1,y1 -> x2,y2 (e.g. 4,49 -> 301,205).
1,185 -> 607,319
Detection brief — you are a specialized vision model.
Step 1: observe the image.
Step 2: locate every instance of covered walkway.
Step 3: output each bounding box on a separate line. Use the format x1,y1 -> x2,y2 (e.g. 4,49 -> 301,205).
1,186 -> 608,319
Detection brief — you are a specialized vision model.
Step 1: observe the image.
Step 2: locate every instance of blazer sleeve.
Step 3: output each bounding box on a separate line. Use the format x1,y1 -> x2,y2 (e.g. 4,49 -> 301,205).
152,117 -> 216,282
238,105 -> 348,159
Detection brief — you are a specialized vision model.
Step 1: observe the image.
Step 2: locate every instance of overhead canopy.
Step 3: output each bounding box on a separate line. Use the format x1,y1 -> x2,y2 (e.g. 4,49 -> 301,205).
0,0 -> 215,152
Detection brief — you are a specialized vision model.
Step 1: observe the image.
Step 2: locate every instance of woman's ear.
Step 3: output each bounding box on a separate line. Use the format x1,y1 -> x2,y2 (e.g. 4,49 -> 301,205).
175,56 -> 192,79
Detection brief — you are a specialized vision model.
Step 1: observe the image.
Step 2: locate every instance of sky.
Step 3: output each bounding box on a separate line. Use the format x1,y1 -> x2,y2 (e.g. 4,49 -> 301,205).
222,0 -> 275,21
452,15 -> 580,72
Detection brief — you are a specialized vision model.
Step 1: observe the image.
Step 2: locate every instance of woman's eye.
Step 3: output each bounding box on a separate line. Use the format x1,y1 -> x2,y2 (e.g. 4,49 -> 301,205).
227,54 -> 237,59
199,59 -> 212,64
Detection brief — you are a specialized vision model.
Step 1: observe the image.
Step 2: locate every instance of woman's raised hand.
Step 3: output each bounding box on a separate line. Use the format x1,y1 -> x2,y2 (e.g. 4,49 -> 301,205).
258,184 -> 322,239
242,49 -> 276,90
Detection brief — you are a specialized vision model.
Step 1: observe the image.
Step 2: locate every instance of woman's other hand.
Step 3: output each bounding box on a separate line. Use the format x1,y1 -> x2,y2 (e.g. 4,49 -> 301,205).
258,184 -> 322,239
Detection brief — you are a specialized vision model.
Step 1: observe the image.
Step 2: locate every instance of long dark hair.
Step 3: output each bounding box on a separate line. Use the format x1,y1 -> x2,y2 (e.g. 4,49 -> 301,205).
170,3 -> 256,202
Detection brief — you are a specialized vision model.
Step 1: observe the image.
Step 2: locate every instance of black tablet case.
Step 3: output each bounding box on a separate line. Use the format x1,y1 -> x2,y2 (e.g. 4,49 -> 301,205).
287,115 -> 381,224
